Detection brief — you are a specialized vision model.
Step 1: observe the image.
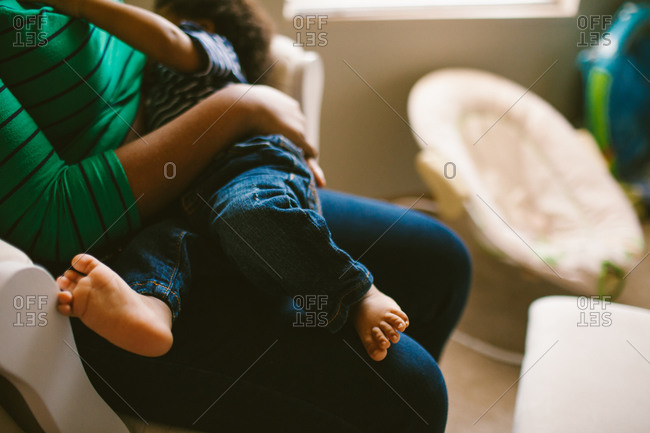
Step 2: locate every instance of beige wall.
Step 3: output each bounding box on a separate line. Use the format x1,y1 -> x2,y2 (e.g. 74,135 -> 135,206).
128,0 -> 625,198
267,0 -> 627,198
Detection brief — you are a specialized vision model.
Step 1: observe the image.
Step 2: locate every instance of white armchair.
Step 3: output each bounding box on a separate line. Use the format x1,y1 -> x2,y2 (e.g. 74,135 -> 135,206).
0,34 -> 324,433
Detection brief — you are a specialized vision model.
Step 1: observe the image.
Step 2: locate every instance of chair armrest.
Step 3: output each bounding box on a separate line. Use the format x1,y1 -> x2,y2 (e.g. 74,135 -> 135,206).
264,34 -> 324,151
0,261 -> 129,433
0,240 -> 32,266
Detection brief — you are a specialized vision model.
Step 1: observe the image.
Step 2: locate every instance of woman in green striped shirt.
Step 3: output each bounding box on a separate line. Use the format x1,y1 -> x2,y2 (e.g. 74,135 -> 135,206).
1,2 -> 468,432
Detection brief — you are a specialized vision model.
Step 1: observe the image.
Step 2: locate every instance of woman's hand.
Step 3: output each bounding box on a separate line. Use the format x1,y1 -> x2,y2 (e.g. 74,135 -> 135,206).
242,85 -> 318,159
307,158 -> 326,187
118,83 -> 325,219
237,84 -> 325,185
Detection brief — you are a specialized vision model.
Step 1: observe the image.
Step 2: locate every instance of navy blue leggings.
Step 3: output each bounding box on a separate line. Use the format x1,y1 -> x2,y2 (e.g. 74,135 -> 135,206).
72,189 -> 470,433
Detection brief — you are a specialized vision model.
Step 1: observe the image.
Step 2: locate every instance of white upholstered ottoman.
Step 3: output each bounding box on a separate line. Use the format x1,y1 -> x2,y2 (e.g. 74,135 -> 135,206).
513,296 -> 650,433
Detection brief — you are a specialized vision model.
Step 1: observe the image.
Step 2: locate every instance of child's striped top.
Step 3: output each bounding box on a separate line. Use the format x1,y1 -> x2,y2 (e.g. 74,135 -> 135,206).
145,21 -> 247,131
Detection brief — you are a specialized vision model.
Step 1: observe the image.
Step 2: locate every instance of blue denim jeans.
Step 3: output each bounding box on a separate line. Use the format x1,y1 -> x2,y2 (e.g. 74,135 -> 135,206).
73,189 -> 471,433
114,135 -> 372,333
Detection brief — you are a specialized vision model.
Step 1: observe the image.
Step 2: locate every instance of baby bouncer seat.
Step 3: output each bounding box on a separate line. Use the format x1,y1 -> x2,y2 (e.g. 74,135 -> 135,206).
408,68 -> 644,297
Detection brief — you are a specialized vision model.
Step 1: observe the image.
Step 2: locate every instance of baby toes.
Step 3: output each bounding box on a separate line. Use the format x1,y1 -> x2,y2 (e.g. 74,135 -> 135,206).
379,320 -> 400,344
57,274 -> 76,291
372,327 -> 390,349
70,254 -> 99,276
361,333 -> 384,362
366,330 -> 389,362
61,269 -> 82,286
386,312 -> 408,332
56,290 -> 73,316
396,310 -> 410,327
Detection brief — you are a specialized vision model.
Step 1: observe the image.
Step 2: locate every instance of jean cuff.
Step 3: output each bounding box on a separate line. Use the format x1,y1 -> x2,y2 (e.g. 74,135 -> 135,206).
325,269 -> 374,333
129,280 -> 181,322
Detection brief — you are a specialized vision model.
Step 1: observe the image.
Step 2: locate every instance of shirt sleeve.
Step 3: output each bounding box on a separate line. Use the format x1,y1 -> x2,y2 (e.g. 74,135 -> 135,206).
180,22 -> 248,84
0,79 -> 141,263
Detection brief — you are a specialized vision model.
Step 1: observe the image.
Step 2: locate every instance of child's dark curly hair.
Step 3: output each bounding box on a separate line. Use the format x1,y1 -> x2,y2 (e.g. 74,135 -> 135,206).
154,0 -> 275,83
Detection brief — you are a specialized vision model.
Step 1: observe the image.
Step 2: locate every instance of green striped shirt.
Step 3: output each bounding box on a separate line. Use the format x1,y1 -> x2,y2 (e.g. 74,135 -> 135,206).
0,0 -> 145,263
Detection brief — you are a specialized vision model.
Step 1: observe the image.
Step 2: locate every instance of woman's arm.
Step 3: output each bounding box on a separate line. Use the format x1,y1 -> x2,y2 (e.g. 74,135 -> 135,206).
0,77 -> 139,262
116,83 -> 317,220
1,78 -> 314,262
40,0 -> 203,73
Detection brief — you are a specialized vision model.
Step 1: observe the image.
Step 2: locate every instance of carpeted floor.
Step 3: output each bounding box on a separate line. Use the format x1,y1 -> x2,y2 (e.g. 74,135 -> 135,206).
434,210 -> 650,433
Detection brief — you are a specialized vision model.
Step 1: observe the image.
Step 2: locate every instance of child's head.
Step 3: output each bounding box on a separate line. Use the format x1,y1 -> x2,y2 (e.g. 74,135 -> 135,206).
154,0 -> 274,83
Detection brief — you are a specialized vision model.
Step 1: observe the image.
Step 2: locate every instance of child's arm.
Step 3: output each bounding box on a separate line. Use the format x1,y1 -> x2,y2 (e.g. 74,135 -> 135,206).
40,0 -> 203,73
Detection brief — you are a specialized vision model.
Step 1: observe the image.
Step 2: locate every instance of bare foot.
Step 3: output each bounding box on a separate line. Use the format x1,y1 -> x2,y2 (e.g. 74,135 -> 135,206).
352,285 -> 409,361
56,254 -> 173,357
